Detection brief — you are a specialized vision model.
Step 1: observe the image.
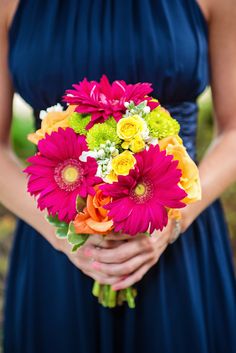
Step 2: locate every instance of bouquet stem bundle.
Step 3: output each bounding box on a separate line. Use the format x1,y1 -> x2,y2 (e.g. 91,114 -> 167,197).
92,282 -> 137,308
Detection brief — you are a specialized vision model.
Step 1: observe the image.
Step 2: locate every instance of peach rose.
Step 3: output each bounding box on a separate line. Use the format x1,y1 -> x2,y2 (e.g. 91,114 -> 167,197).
159,135 -> 201,203
28,105 -> 75,145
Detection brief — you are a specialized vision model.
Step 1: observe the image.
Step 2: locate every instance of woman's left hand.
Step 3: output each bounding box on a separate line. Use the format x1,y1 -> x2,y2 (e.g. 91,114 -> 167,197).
85,219 -> 180,291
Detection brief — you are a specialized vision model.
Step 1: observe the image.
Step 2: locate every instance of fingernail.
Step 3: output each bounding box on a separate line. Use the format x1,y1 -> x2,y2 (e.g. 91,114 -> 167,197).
92,261 -> 101,270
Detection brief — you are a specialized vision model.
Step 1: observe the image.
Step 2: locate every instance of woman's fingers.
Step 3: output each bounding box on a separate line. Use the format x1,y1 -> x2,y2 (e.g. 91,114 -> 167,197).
84,270 -> 123,285
111,244 -> 168,290
69,254 -> 122,285
111,261 -> 153,290
86,234 -> 154,264
87,234 -> 125,249
91,252 -> 154,277
105,232 -> 134,241
65,225 -> 172,285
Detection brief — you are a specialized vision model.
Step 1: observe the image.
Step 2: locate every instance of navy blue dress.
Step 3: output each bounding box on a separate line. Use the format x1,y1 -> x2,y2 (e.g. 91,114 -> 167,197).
4,1 -> 236,352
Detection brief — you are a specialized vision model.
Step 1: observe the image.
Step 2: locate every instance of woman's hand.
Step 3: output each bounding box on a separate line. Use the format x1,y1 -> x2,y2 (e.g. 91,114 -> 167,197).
82,219 -> 179,291
56,233 -> 126,285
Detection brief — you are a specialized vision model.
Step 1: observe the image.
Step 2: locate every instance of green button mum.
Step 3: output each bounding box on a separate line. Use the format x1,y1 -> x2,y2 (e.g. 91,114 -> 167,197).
69,112 -> 91,135
145,106 -> 180,140
86,121 -> 121,150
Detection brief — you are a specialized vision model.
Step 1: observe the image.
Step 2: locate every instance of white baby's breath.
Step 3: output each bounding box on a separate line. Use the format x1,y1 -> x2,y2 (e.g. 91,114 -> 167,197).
124,100 -> 150,118
79,150 -> 97,162
143,106 -> 151,114
39,111 -> 47,120
39,103 -> 64,120
80,140 -> 119,182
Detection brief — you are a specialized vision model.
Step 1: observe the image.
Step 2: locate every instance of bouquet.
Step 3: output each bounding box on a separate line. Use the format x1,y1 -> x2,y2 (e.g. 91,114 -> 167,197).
25,75 -> 201,308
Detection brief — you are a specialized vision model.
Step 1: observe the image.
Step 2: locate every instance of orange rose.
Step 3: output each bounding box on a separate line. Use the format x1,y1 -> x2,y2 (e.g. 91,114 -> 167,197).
159,135 -> 201,203
28,105 -> 75,145
74,185 -> 113,234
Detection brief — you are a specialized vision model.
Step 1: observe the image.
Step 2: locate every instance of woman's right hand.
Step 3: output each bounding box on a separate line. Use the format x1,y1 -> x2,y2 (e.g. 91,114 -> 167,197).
56,232 -> 125,285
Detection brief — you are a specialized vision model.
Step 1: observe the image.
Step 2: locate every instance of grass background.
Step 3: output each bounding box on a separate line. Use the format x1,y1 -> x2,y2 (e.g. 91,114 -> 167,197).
0,90 -> 235,349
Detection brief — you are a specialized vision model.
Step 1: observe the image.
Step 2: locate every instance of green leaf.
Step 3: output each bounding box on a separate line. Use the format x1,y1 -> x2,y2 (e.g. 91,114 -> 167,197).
67,222 -> 89,248
76,196 -> 86,213
46,215 -> 69,238
129,101 -> 135,109
137,101 -> 146,109
71,243 -> 83,252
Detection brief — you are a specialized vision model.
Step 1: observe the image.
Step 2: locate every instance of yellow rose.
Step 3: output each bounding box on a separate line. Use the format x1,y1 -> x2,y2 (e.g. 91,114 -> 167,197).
121,135 -> 145,152
111,151 -> 136,176
159,135 -> 201,203
117,115 -> 146,141
121,141 -> 131,150
28,105 -> 75,145
130,135 -> 146,153
105,170 -> 118,183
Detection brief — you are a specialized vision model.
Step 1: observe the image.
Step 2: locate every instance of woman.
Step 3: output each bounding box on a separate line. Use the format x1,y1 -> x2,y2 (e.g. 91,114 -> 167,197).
0,0 -> 236,352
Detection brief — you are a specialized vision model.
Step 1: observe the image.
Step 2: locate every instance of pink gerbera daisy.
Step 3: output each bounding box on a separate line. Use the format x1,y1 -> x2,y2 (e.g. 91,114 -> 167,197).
24,128 -> 100,223
100,145 -> 187,235
63,75 -> 159,129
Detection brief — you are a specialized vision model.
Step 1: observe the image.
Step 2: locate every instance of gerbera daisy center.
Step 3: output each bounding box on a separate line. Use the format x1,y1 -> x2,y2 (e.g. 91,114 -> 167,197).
134,183 -> 146,196
62,166 -> 79,183
54,158 -> 83,192
131,180 -> 154,204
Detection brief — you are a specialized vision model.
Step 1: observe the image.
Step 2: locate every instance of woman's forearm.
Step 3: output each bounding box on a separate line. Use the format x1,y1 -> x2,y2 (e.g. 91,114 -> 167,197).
182,129 -> 236,230
0,144 -> 59,248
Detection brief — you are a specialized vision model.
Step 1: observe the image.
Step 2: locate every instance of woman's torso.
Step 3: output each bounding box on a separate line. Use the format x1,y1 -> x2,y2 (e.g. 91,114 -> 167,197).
8,0 -> 208,111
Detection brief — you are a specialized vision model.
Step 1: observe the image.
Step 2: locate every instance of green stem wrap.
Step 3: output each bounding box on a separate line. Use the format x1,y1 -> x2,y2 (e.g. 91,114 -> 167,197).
92,281 -> 137,308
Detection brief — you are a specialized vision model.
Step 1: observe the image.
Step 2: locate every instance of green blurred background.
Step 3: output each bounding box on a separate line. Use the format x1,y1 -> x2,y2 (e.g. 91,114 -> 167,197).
0,89 -> 235,349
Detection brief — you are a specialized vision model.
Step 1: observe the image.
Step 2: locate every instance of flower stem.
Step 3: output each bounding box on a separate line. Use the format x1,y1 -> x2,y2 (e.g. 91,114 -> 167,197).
117,289 -> 125,306
108,287 -> 117,308
98,285 -> 104,304
92,281 -> 137,308
92,281 -> 100,297
103,285 -> 110,307
125,287 -> 136,308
